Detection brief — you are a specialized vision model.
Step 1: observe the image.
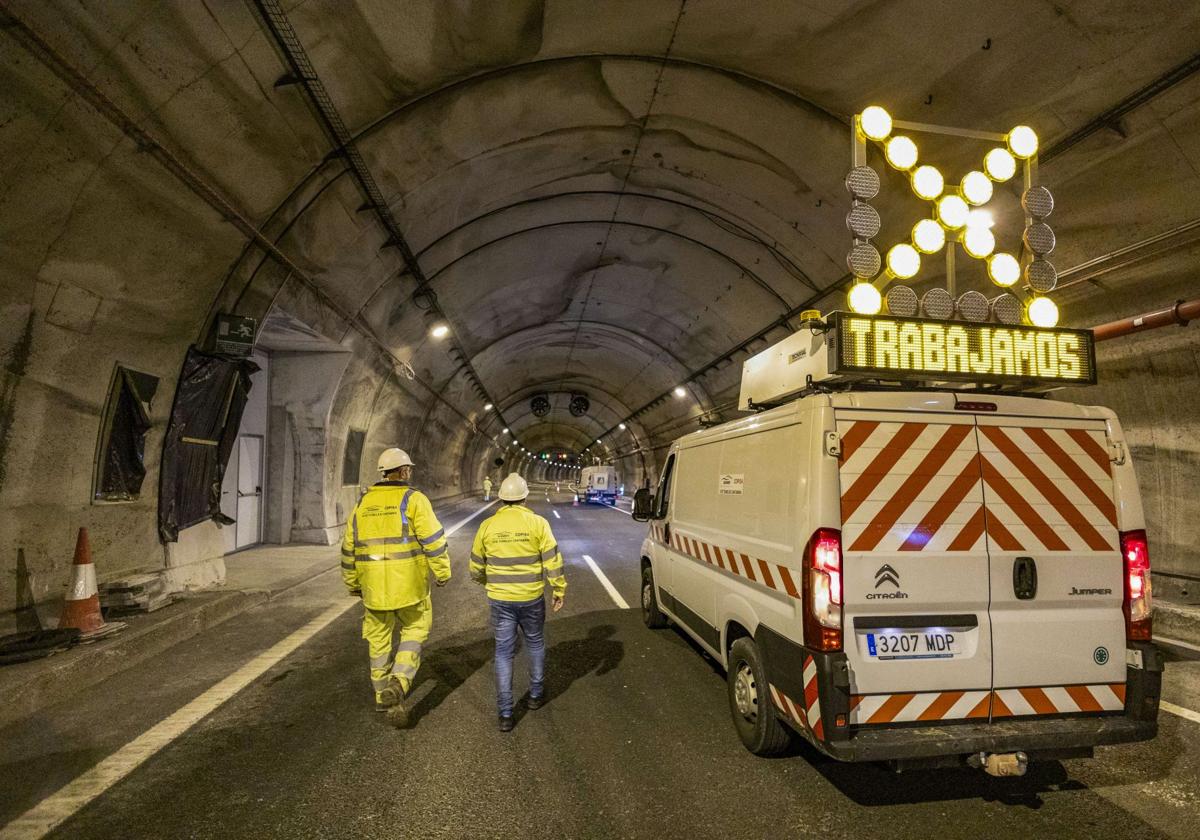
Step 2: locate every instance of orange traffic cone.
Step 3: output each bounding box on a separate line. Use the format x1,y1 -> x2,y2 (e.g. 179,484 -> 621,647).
59,528 -> 122,639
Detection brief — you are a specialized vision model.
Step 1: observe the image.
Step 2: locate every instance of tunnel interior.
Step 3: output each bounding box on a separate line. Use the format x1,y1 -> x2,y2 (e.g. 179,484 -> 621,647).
2,0 -> 1200,616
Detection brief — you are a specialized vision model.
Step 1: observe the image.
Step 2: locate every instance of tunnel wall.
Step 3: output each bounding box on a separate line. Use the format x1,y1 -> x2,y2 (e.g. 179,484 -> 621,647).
1060,324 -> 1200,599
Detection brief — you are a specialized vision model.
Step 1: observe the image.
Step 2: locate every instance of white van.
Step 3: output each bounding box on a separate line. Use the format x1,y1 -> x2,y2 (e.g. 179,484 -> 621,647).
633,312 -> 1162,772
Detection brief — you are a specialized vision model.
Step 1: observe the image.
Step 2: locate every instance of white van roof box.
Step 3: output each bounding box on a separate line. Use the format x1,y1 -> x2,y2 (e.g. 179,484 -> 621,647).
738,311 -> 1097,410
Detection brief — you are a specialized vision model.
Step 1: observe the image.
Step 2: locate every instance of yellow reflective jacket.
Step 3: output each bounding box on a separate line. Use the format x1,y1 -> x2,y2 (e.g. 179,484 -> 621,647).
469,503 -> 566,602
341,481 -> 450,611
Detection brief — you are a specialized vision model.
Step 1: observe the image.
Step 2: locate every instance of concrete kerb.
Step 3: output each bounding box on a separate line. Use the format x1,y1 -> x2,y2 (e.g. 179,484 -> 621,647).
1154,598 -> 1200,650
0,588 -> 271,730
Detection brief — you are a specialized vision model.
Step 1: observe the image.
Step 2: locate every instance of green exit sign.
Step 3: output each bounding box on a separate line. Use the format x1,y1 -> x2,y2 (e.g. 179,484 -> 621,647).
211,314 -> 256,357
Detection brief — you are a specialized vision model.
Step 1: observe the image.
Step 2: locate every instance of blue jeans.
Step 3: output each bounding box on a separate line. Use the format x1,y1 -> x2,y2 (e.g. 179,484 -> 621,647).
489,597 -> 545,716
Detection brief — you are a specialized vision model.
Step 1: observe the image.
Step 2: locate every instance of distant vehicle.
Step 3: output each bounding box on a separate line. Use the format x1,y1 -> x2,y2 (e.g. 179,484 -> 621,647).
580,466 -> 619,505
633,313 -> 1161,775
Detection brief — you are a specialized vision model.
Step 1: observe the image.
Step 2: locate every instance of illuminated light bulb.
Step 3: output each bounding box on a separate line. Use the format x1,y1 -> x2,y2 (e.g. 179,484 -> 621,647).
988,252 -> 1020,287
963,225 -> 996,258
483,403 -> 493,411
673,386 -> 686,398
859,106 -> 892,141
961,171 -> 993,205
884,135 -> 918,170
984,148 -> 1017,181
847,282 -> 882,315
936,194 -> 970,229
967,209 -> 994,229
1027,296 -> 1059,328
886,243 -> 921,280
910,165 -> 944,200
1007,125 -> 1039,159
430,323 -> 449,338
912,218 -> 946,254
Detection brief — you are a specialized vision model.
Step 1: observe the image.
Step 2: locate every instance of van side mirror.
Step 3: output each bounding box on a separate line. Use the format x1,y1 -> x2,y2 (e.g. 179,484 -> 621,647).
632,488 -> 654,522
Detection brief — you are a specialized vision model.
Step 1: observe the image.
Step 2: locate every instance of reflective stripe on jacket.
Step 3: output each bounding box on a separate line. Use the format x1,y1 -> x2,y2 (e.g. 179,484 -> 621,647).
340,481 -> 450,610
469,503 -> 566,602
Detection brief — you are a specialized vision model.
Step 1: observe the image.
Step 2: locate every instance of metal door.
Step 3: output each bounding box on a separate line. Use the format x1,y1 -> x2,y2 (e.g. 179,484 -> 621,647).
235,435 -> 263,549
836,410 -> 994,725
976,417 -> 1126,717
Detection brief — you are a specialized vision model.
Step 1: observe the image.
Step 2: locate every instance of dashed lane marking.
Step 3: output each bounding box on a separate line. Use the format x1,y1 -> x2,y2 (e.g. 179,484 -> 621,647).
0,500 -> 498,840
603,502 -> 632,516
1162,701 -> 1200,726
553,510 -> 561,519
582,554 -> 630,609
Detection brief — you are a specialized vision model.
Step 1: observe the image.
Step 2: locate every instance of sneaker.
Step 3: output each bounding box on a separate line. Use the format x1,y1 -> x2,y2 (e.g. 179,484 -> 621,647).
527,694 -> 544,711
498,715 -> 514,732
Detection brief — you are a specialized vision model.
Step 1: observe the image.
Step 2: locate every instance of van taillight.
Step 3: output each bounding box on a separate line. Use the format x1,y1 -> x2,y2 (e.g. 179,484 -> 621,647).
803,528 -> 843,651
1121,529 -> 1152,641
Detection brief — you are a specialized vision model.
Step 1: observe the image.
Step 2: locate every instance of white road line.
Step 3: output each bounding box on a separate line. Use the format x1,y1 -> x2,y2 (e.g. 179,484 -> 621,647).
0,603 -> 351,839
0,499 -> 498,840
603,502 -> 632,517
1162,701 -> 1200,726
444,499 -> 498,536
582,554 -> 630,609
553,510 -> 561,519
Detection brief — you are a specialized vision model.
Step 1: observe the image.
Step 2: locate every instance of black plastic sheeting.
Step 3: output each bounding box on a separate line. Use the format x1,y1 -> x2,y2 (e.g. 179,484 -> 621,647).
158,348 -> 258,543
95,368 -> 159,501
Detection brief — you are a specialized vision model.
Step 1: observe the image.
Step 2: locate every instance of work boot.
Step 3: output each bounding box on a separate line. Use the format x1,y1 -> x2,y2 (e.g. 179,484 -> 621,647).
375,682 -> 402,713
387,693 -> 410,728
498,715 -> 514,732
527,694 -> 544,711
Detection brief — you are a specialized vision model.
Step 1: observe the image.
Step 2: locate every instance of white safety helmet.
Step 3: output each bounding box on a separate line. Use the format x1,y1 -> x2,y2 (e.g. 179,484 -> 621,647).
498,473 -> 529,501
377,447 -> 414,473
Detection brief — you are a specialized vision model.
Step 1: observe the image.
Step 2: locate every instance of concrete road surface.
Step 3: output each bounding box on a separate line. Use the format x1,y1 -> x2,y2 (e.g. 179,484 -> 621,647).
2,488 -> 1199,839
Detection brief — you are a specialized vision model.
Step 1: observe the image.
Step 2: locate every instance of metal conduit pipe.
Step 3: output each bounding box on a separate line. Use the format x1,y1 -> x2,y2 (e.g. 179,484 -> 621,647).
1092,298 -> 1200,341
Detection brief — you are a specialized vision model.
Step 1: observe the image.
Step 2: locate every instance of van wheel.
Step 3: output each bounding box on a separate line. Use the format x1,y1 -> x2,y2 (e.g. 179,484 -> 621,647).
727,637 -> 791,756
641,566 -> 668,629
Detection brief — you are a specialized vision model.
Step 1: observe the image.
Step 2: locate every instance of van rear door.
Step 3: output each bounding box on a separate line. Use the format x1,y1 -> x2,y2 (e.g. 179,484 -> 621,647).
836,409 -> 994,725
975,416 -> 1126,716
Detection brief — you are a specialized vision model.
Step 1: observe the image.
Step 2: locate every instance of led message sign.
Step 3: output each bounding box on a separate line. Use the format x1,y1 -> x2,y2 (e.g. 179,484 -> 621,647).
830,313 -> 1096,385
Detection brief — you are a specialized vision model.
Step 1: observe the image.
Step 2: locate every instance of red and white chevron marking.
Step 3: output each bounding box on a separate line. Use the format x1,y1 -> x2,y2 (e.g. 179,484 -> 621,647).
767,655 -> 825,740
649,524 -> 800,598
837,417 -> 1117,554
850,689 -> 992,725
992,683 -> 1126,717
849,683 -> 1126,725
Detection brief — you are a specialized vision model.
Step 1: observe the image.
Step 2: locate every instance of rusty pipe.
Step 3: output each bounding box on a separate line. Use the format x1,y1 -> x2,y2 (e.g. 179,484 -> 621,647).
1092,298 -> 1200,341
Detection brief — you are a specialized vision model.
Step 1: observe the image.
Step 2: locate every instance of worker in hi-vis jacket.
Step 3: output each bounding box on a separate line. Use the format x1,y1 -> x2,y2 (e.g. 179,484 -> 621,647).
470,473 -> 566,731
341,448 -> 449,726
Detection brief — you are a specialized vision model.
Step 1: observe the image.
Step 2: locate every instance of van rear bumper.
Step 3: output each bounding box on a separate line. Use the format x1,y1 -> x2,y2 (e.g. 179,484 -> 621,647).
824,714 -> 1156,763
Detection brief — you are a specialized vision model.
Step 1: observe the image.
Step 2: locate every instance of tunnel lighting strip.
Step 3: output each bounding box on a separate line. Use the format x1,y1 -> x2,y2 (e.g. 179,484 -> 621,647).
0,2 -> 502,444
249,0 -> 510,433
0,498 -> 498,839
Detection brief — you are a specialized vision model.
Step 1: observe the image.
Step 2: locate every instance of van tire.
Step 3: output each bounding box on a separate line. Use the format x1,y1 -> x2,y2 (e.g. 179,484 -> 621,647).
727,637 -> 791,756
641,566 -> 668,629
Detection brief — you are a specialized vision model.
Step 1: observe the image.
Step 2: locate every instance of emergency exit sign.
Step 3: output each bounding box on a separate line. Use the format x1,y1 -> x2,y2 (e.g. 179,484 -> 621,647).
211,314 -> 256,357
830,312 -> 1096,386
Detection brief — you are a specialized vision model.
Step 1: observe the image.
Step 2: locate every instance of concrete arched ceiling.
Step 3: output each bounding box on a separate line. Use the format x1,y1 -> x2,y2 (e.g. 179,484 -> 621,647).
5,0 -> 1200,473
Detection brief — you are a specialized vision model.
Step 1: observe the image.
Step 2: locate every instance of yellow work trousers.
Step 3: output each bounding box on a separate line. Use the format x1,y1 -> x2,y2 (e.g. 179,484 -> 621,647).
362,597 -> 432,700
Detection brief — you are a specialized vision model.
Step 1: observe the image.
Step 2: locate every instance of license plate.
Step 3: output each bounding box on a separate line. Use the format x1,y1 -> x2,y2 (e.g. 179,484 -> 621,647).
866,630 -> 962,660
